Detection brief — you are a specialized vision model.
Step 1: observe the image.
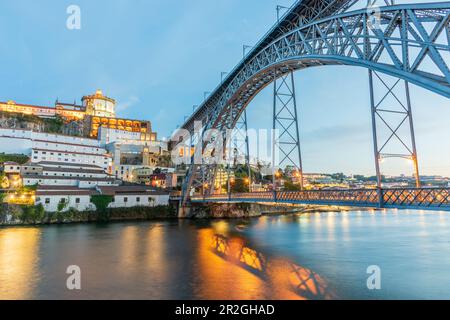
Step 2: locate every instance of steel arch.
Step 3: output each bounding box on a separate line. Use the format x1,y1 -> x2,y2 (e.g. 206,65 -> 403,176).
180,3 -> 450,136
177,2 -> 450,209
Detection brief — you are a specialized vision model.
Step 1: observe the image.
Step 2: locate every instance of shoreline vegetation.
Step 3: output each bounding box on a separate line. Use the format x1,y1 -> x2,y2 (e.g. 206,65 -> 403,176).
0,201 -> 373,227
0,203 -> 177,227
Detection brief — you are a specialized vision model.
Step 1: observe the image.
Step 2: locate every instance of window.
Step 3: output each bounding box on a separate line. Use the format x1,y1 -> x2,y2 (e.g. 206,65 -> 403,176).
124,197 -> 128,203
136,197 -> 140,203
75,198 -> 80,204
60,198 -> 66,204
45,198 -> 50,204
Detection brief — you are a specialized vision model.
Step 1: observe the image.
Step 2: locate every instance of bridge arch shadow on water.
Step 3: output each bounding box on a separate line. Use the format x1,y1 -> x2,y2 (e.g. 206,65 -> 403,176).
210,233 -> 338,300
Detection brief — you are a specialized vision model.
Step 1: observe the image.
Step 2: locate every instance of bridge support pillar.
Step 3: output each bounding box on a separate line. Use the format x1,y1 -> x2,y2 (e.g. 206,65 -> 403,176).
368,70 -> 421,188
272,70 -> 304,190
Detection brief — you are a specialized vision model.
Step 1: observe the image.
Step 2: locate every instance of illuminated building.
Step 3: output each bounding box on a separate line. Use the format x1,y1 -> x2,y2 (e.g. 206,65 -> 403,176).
82,89 -> 116,118
0,90 -> 154,139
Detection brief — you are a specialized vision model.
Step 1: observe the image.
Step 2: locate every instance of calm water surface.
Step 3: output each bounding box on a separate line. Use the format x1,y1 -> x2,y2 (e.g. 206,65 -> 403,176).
1,209 -> 450,300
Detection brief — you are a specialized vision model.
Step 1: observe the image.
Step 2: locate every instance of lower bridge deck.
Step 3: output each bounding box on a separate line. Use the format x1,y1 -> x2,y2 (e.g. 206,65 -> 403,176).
189,188 -> 450,211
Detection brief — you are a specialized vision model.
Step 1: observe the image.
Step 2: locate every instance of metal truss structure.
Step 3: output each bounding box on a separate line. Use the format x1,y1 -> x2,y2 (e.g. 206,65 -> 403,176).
369,70 -> 421,188
230,110 -> 251,182
191,187 -> 450,211
176,1 -> 450,211
272,71 -> 303,189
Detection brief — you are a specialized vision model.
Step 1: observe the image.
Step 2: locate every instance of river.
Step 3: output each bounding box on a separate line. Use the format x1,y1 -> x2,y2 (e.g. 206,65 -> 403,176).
1,209 -> 450,300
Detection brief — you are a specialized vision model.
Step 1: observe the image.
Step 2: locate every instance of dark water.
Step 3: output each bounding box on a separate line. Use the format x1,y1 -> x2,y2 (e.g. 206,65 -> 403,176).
1,209 -> 450,300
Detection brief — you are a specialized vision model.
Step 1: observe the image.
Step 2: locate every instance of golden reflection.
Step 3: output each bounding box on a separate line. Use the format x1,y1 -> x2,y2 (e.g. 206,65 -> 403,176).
118,226 -> 139,270
146,225 -> 168,283
0,228 -> 41,300
197,228 -> 337,300
341,213 -> 350,242
327,212 -> 336,241
196,229 -> 265,300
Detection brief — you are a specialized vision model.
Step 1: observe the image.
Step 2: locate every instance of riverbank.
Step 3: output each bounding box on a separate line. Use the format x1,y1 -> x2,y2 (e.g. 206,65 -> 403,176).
0,203 -> 177,226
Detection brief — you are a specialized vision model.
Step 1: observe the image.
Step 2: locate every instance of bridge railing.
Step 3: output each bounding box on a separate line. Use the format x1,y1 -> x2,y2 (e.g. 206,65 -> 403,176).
382,188 -> 450,209
190,188 -> 450,211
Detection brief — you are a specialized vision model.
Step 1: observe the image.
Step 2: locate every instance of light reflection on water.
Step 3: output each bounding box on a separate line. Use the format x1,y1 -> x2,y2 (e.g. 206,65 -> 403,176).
0,210 -> 450,300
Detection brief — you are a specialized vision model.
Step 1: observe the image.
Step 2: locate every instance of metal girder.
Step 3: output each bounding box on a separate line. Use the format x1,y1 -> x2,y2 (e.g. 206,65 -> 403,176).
369,70 -> 421,188
177,3 -> 450,139
272,71 -> 303,189
191,188 -> 450,211
177,2 -> 450,209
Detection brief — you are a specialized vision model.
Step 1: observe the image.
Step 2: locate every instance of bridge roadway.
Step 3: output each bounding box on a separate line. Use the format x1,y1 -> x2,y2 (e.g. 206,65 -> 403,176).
189,188 -> 450,211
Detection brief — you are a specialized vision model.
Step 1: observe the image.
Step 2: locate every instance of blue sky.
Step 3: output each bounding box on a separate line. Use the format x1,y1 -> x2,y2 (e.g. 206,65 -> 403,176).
0,0 -> 449,177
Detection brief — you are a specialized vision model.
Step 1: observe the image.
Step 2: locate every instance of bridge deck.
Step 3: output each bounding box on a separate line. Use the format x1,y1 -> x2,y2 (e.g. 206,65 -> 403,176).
190,188 -> 450,212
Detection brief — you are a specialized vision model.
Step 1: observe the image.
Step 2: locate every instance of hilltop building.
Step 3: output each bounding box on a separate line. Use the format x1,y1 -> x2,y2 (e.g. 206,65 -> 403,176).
0,90 -> 155,139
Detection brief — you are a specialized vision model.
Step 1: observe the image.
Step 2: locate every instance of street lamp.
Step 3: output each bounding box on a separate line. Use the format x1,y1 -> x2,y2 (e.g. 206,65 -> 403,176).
221,72 -> 228,83
276,5 -> 289,21
243,45 -> 252,58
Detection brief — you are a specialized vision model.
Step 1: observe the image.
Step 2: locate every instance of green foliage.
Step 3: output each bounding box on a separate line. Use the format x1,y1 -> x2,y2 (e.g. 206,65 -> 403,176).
231,178 -> 249,193
283,181 -> 302,191
57,199 -> 69,213
0,153 -> 30,165
35,203 -> 45,222
90,195 -> 114,211
42,115 -> 64,134
20,206 -> 35,223
90,195 -> 114,222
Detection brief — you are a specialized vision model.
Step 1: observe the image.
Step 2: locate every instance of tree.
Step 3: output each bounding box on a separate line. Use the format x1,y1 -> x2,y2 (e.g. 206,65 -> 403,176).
90,195 -> 114,222
284,181 -> 302,191
21,206 -> 35,223
35,203 -> 45,223
57,199 -> 69,213
231,178 -> 249,193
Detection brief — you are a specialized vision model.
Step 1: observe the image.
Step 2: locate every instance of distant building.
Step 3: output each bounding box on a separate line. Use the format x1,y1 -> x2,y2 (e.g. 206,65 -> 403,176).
0,90 -> 155,139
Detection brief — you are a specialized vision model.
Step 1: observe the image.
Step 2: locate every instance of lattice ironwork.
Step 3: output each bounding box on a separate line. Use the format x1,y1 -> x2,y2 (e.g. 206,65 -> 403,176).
369,70 -> 421,188
177,2 -> 450,212
272,71 -> 304,189
191,188 -> 450,211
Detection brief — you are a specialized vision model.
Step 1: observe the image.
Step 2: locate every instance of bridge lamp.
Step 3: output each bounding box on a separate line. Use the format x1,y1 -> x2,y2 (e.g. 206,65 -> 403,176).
221,72 -> 228,83
243,45 -> 252,58
276,5 -> 289,21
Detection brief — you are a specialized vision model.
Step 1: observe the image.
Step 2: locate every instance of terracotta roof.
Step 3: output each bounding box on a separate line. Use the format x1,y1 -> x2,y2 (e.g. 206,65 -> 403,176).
33,148 -> 111,158
40,166 -> 107,174
36,161 -> 104,169
24,175 -> 115,182
37,186 -> 83,191
33,139 -> 102,149
98,185 -> 169,196
36,190 -> 99,196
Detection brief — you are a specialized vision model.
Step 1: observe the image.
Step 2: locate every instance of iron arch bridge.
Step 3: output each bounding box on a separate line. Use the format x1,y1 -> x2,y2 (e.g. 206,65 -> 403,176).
172,0 -> 450,213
